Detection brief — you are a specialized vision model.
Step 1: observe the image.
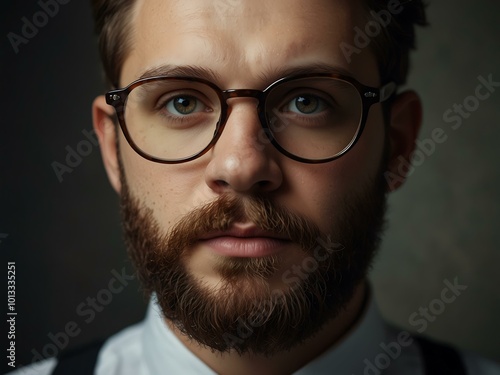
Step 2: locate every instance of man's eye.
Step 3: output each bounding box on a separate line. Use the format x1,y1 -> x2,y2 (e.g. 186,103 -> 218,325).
285,95 -> 328,114
166,95 -> 201,115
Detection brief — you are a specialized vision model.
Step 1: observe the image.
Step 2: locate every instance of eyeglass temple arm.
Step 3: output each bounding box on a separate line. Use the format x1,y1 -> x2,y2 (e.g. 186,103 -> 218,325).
378,82 -> 397,102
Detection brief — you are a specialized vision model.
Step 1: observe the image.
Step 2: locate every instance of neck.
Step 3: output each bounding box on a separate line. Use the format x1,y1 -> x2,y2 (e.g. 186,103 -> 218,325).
168,281 -> 368,375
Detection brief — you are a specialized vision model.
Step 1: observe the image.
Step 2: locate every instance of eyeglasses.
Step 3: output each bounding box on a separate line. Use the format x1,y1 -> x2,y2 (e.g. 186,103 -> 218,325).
106,73 -> 396,164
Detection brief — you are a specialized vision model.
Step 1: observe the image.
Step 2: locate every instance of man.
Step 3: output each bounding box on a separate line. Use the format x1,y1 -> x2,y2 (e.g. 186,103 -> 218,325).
11,0 -> 500,374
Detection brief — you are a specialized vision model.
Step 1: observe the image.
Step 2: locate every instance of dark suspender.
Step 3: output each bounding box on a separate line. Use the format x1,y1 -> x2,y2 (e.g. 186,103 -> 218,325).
52,340 -> 104,375
415,336 -> 467,375
51,336 -> 467,374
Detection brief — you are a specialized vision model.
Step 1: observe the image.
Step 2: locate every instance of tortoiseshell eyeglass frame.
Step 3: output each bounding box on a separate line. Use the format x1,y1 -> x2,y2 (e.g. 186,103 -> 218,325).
106,73 -> 396,164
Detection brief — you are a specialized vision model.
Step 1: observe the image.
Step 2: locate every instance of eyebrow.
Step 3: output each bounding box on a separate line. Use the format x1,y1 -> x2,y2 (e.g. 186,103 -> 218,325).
261,63 -> 355,82
137,65 -> 222,82
135,62 -> 355,87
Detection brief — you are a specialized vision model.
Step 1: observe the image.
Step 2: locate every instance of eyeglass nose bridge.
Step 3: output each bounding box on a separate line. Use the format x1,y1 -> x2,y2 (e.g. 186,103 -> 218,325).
192,87 -> 276,166
217,88 -> 270,132
221,89 -> 267,112
222,88 -> 266,101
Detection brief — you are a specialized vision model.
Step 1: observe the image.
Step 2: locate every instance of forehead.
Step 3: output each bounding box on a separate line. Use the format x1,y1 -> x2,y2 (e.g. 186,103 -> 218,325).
121,0 -> 377,88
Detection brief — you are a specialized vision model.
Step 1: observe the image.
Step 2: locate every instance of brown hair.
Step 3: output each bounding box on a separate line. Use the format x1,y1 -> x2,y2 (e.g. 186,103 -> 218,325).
91,0 -> 427,88
92,0 -> 136,88
364,0 -> 427,86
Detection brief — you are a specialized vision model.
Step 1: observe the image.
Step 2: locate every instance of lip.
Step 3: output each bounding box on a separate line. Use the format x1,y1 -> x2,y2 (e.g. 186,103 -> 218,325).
198,224 -> 290,258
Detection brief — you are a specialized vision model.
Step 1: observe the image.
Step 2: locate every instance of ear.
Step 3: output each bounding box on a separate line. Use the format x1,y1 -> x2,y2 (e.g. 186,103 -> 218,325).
92,96 -> 121,193
385,90 -> 423,192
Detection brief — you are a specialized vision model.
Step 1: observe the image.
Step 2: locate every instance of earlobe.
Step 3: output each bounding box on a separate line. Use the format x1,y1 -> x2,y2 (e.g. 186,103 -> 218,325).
92,95 -> 122,193
385,90 -> 423,192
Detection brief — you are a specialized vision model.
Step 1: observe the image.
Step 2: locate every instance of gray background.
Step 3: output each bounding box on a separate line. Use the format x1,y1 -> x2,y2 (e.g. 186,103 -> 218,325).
1,0 -> 499,373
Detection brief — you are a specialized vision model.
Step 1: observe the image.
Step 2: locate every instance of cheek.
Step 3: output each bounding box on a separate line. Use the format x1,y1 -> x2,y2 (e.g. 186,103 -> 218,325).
337,104 -> 386,180
282,107 -> 385,233
281,165 -> 348,235
119,134 -> 209,227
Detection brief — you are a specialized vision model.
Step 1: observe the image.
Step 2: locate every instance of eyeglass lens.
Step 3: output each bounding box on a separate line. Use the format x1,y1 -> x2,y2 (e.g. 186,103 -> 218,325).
123,77 -> 363,162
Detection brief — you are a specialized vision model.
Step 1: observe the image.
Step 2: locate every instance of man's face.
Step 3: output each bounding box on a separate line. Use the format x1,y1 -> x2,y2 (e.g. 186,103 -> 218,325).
107,0 -> 390,354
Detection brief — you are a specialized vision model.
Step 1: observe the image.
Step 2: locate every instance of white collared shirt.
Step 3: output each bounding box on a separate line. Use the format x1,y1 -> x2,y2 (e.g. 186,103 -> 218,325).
9,296 -> 500,374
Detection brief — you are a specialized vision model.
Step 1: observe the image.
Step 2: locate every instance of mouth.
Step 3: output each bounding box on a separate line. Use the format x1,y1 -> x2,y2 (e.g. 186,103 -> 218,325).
198,224 -> 291,258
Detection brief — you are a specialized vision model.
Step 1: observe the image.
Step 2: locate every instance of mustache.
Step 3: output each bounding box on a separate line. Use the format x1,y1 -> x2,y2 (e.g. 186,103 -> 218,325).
120,190 -> 330,290
163,194 -> 324,255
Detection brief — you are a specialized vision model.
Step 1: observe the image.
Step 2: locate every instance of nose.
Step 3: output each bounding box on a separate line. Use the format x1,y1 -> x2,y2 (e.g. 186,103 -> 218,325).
204,98 -> 283,194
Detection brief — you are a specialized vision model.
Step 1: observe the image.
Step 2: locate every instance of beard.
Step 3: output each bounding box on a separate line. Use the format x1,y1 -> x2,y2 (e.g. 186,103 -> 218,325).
119,159 -> 388,356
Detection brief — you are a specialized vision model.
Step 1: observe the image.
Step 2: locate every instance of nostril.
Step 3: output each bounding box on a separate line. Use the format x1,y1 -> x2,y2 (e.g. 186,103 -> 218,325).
257,180 -> 271,189
215,180 -> 230,188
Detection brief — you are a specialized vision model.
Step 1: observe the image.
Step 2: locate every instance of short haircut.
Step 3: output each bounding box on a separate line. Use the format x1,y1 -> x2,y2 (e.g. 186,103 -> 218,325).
91,0 -> 427,88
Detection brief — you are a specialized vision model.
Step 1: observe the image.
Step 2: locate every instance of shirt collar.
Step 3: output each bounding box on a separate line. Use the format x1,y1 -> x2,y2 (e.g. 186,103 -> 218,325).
141,296 -> 216,375
141,291 -> 390,374
295,291 -> 390,374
